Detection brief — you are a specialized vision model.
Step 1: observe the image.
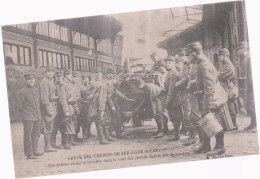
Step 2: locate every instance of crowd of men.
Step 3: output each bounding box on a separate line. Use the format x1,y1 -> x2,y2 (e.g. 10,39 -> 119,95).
18,41 -> 257,160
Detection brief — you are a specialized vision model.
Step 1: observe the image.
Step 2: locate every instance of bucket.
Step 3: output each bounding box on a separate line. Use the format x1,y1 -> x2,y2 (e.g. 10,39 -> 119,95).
197,112 -> 223,138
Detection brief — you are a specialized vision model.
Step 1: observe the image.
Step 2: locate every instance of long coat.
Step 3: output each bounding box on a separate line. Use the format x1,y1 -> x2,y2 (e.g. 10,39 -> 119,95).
40,77 -> 58,121
165,69 -> 181,109
196,55 -> 232,131
196,55 -> 228,113
17,86 -> 42,121
135,83 -> 164,116
218,59 -> 239,118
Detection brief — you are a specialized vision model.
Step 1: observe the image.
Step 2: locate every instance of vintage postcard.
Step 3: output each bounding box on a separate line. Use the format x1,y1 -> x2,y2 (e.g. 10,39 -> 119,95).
1,0 -> 259,178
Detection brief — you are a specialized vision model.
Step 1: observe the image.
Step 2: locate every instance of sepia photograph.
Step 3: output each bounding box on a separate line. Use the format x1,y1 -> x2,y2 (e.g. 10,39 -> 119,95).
0,0 -> 259,178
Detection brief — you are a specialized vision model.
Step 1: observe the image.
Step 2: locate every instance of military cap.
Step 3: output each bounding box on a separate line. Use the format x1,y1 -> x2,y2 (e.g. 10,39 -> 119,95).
106,67 -> 116,75
93,67 -> 102,73
55,70 -> 63,77
134,77 -> 144,85
24,73 -> 36,79
64,69 -> 73,75
165,56 -> 175,62
46,67 -> 55,72
174,55 -> 182,63
72,72 -> 78,77
187,42 -> 203,53
218,48 -> 230,57
81,75 -> 91,80
178,48 -> 187,56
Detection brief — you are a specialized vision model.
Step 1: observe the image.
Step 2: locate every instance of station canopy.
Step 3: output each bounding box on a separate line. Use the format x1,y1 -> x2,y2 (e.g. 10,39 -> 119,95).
54,15 -> 122,40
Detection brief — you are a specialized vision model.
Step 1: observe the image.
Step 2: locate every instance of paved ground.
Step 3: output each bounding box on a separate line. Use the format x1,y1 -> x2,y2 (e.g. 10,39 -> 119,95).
10,114 -> 259,178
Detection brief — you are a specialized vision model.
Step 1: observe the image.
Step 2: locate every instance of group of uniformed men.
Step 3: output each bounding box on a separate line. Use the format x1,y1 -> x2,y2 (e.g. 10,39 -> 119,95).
19,41 -> 257,160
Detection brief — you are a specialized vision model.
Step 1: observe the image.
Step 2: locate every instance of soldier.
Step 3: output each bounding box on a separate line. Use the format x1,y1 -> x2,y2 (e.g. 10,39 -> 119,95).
165,56 -> 183,141
71,72 -> 82,144
186,42 -> 232,155
218,48 -> 239,130
40,67 -> 57,153
104,67 -> 135,139
176,49 -> 198,145
80,75 -> 94,140
18,73 -> 43,159
50,70 -> 64,149
133,78 -> 168,139
58,69 -> 78,149
242,52 -> 257,132
85,68 -> 111,144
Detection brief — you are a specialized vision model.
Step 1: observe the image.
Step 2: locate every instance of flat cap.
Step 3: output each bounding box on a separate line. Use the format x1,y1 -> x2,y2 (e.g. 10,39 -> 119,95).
55,70 -> 63,77
93,67 -> 102,73
187,42 -> 203,53
178,48 -> 187,56
46,67 -> 55,72
165,56 -> 175,62
81,75 -> 91,80
72,72 -> 78,77
64,69 -> 73,75
24,73 -> 36,79
106,67 -> 116,74
219,48 -> 230,57
134,77 -> 144,85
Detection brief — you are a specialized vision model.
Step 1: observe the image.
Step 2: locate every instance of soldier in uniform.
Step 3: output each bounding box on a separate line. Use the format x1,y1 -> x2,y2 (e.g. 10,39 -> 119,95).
50,70 -> 64,149
18,73 -> 44,159
40,67 -> 57,153
71,72 -> 82,144
242,52 -> 257,132
79,75 -> 94,140
104,67 -> 135,139
176,49 -> 198,145
58,69 -> 78,149
133,78 -> 168,139
165,55 -> 183,141
186,42 -> 231,155
85,68 -> 111,144
218,48 -> 239,130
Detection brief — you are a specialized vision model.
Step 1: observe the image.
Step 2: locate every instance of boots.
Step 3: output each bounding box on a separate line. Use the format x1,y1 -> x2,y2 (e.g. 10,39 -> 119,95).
32,137 -> 44,156
167,124 -> 180,141
64,134 -> 71,150
207,131 -> 226,156
182,127 -> 198,146
50,133 -> 62,149
180,123 -> 189,136
97,127 -> 110,144
231,117 -> 238,130
192,133 -> 211,154
104,127 -> 116,142
44,133 -> 57,152
154,121 -> 164,139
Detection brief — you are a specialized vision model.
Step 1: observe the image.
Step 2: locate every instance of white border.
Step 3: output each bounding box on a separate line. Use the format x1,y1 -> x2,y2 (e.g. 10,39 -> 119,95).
0,0 -> 259,179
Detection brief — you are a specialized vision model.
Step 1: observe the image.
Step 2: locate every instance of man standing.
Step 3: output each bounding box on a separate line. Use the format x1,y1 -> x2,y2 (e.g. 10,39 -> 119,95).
242,52 -> 257,132
58,69 -> 78,149
80,75 -> 94,140
51,70 -> 64,149
165,56 -> 183,141
18,73 -> 44,159
85,68 -> 111,144
40,67 -> 57,153
71,72 -> 81,144
187,42 -> 230,155
176,49 -> 197,145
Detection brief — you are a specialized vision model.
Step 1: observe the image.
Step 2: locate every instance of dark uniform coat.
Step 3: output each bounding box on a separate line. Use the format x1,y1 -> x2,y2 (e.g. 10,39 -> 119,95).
196,55 -> 233,130
18,86 -> 42,121
40,77 -> 58,120
135,83 -> 164,116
